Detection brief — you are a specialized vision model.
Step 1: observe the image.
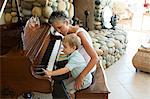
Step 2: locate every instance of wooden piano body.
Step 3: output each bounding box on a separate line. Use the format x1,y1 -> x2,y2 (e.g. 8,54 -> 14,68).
0,23 -> 61,98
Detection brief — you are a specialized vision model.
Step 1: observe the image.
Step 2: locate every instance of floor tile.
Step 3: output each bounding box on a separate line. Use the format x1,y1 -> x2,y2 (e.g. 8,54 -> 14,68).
106,30 -> 150,99
123,84 -> 150,99
108,84 -> 133,99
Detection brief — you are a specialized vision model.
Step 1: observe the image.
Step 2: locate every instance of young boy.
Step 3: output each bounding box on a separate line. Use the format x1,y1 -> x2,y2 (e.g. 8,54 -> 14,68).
43,34 -> 92,99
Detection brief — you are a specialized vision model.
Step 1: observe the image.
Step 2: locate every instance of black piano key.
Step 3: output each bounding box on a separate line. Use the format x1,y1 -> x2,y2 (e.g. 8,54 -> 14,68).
34,68 -> 43,72
35,65 -> 46,68
40,40 -> 56,65
55,60 -> 68,70
33,67 -> 45,76
34,71 -> 45,76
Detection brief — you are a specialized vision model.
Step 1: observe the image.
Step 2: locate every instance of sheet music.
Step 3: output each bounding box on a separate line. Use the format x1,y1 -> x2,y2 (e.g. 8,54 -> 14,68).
47,40 -> 61,71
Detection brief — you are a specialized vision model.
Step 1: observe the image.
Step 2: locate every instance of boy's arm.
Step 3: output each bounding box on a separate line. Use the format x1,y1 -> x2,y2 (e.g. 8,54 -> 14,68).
44,67 -> 70,76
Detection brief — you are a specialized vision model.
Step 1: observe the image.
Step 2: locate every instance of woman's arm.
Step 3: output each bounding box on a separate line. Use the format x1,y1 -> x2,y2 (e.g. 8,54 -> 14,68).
76,32 -> 99,90
44,67 -> 70,76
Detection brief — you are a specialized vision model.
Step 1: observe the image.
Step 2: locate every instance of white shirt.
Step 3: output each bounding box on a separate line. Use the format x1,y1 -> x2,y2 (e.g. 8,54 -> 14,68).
76,28 -> 96,73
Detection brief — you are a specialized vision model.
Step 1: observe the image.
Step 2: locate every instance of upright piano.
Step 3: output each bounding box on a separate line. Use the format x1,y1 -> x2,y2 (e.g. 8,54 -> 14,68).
0,0 -> 70,97
0,22 -> 70,98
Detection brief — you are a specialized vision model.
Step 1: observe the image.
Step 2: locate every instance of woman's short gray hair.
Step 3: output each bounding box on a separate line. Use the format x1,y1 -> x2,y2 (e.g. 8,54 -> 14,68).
49,11 -> 67,24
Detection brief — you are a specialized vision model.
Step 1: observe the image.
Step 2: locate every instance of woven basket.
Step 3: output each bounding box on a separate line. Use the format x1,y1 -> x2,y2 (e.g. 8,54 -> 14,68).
132,48 -> 150,73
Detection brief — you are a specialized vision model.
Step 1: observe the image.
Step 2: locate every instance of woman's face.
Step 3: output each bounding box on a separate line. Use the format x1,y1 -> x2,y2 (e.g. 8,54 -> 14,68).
52,20 -> 69,36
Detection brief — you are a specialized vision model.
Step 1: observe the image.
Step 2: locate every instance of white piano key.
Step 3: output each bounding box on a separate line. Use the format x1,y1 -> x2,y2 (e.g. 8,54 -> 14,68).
47,40 -> 61,71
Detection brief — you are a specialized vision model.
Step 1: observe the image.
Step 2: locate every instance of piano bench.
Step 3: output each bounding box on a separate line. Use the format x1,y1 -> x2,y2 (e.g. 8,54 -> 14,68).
75,63 -> 110,99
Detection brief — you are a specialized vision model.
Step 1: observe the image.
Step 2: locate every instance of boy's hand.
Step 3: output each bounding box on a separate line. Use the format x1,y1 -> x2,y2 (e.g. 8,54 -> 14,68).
42,68 -> 52,76
75,76 -> 84,90
42,68 -> 52,81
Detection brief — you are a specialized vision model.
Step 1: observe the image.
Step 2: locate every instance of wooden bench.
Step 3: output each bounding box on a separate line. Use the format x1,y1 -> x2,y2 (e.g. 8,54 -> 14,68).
75,61 -> 110,99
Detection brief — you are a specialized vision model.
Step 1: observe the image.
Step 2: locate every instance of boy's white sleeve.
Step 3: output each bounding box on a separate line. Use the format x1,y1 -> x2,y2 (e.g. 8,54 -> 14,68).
65,58 -> 80,71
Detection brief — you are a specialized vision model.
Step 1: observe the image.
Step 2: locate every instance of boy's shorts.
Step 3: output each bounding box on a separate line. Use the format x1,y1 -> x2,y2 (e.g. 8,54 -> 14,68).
63,77 -> 91,94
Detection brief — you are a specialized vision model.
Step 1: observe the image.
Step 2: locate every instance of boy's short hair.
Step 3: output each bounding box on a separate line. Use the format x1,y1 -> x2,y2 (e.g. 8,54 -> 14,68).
63,34 -> 81,49
49,11 -> 67,24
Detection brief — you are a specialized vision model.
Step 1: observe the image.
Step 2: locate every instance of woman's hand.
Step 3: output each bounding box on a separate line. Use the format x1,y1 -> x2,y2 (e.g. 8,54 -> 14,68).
75,76 -> 84,90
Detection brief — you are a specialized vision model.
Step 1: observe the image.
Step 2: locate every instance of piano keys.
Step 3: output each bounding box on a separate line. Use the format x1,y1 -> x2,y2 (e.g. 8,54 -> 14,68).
33,38 -> 62,76
47,39 -> 61,71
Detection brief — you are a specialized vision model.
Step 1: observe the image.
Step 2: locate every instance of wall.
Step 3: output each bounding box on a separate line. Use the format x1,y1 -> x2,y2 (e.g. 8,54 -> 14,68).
2,0 -> 74,24
74,0 -> 94,30
0,13 -> 5,25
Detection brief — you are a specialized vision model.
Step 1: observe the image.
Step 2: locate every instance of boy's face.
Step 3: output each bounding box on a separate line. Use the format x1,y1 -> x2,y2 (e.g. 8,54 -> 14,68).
52,20 -> 69,36
62,42 -> 76,55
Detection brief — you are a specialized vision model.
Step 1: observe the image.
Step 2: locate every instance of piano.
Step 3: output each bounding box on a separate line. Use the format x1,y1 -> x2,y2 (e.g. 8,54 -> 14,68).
1,0 -> 70,98
0,22 -> 70,98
